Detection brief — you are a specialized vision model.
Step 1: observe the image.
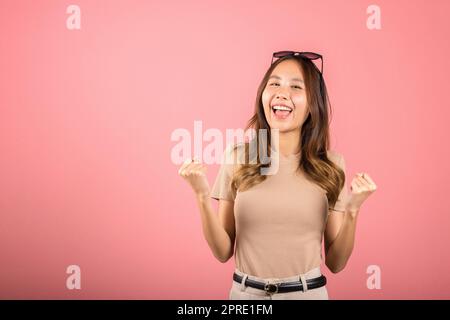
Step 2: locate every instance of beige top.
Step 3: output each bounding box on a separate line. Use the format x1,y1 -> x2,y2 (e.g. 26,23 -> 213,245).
209,144 -> 348,278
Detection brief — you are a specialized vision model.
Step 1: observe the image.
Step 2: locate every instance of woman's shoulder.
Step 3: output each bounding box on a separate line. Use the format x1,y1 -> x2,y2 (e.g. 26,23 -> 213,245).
222,142 -> 247,166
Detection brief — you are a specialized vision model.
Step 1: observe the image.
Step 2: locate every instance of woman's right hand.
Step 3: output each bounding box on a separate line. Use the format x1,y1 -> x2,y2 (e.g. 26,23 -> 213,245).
178,158 -> 210,197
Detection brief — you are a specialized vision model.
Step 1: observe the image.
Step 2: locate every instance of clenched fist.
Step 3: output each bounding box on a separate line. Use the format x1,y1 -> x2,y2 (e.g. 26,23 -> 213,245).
346,172 -> 377,214
178,158 -> 210,197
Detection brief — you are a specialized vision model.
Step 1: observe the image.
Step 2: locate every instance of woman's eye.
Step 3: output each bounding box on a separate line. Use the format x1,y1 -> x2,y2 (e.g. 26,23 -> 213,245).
269,83 -> 301,89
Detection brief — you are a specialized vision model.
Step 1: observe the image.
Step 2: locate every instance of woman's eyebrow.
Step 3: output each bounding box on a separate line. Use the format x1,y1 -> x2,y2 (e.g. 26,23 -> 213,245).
269,75 -> 304,83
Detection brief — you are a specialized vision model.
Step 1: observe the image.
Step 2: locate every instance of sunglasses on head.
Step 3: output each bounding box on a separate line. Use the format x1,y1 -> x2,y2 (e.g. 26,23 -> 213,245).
271,51 -> 323,75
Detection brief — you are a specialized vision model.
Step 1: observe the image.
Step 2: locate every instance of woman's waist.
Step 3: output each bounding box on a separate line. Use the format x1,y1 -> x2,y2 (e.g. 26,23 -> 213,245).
233,264 -> 323,283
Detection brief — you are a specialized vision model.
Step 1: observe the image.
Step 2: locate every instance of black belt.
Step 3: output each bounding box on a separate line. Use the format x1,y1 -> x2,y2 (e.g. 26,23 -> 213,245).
233,272 -> 327,295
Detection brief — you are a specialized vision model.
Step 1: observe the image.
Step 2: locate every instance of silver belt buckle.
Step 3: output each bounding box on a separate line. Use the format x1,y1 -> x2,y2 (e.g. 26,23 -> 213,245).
264,282 -> 279,295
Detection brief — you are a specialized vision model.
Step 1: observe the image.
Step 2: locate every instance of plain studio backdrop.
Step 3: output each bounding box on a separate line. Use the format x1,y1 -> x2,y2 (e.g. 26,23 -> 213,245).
0,0 -> 449,299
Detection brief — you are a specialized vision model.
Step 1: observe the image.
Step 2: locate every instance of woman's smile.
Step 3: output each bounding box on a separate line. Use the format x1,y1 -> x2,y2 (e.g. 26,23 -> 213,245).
271,104 -> 294,121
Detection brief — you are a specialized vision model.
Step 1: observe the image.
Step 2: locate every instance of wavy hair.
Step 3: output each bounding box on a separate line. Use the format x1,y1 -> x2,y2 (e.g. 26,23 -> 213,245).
230,55 -> 345,208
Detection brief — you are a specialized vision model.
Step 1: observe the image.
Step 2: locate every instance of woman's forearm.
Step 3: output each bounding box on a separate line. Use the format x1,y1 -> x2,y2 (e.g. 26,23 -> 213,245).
325,209 -> 360,273
196,194 -> 234,263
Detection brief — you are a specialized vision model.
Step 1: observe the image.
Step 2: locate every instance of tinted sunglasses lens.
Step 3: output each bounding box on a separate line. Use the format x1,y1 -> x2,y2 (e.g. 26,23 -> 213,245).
273,51 -> 295,58
301,52 -> 321,60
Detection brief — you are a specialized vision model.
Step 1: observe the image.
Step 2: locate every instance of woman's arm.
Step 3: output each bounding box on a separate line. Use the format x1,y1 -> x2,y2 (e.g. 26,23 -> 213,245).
324,172 -> 377,273
196,195 -> 235,263
324,208 -> 360,273
179,159 -> 236,263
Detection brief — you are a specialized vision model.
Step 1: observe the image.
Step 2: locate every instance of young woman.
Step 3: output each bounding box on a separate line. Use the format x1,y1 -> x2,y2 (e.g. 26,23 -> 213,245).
178,51 -> 377,300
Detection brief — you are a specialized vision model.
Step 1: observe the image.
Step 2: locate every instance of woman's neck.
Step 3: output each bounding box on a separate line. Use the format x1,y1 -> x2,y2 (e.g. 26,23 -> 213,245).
275,130 -> 301,157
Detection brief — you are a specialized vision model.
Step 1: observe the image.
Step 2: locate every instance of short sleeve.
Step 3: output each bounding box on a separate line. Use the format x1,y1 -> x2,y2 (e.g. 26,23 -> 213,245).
328,153 -> 349,214
209,145 -> 238,201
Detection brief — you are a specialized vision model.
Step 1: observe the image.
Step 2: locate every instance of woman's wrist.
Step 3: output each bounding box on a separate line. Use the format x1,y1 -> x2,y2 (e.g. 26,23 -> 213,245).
196,191 -> 210,202
345,206 -> 360,218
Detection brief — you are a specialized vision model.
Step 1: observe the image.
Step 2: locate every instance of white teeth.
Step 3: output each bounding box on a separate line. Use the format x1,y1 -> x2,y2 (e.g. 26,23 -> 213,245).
272,105 -> 292,111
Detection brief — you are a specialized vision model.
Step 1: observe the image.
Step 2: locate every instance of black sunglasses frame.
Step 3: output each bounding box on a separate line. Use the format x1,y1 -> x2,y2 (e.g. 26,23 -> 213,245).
271,51 -> 323,75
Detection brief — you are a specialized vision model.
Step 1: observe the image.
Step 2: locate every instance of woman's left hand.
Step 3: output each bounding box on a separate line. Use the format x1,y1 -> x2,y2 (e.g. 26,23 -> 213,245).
346,172 -> 377,214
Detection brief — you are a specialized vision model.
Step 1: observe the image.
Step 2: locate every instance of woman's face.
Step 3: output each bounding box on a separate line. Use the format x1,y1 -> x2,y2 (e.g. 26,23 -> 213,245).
262,59 -> 309,133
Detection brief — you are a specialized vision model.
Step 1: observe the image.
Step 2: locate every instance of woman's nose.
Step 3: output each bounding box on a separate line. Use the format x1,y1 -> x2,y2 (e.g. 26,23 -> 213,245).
275,89 -> 289,99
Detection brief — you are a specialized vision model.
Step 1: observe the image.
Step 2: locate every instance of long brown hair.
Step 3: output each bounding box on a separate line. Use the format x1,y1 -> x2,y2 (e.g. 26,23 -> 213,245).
230,55 -> 345,208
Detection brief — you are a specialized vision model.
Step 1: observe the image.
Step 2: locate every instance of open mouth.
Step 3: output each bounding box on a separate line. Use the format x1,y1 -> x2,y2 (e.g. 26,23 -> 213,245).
271,105 -> 293,120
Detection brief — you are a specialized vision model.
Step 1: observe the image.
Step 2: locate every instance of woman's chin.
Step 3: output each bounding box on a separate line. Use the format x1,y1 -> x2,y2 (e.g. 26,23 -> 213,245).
269,124 -> 298,133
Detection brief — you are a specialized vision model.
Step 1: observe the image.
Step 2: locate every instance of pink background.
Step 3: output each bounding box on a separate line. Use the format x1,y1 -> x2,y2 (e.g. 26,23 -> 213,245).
0,0 -> 449,299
